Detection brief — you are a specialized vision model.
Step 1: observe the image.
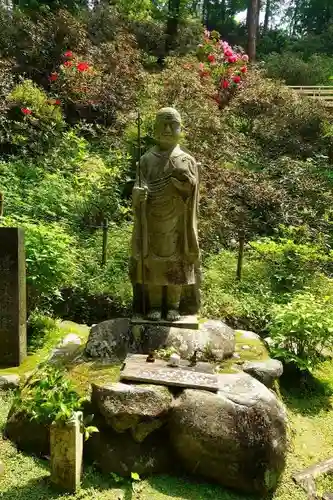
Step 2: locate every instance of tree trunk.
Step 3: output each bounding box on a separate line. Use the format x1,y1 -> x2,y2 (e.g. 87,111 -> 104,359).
292,0 -> 301,36
263,0 -> 271,33
221,0 -> 226,23
159,0 -> 180,66
247,0 -> 259,61
256,0 -> 261,39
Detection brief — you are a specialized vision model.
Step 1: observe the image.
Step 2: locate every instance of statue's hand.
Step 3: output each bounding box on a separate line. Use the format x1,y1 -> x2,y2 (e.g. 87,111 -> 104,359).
171,177 -> 192,193
133,186 -> 148,206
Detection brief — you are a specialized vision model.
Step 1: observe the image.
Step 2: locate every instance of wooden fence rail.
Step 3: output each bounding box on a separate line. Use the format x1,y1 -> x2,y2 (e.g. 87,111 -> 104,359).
288,85 -> 333,106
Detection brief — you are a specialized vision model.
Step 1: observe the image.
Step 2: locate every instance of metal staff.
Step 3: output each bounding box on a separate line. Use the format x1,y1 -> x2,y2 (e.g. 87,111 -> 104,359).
136,110 -> 146,316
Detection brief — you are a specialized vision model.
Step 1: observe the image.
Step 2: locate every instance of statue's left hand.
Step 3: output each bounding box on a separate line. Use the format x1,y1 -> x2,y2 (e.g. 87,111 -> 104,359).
171,177 -> 192,193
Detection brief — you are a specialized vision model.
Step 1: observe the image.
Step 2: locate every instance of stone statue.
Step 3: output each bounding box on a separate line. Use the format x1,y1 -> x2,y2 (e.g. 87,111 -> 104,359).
130,107 -> 200,322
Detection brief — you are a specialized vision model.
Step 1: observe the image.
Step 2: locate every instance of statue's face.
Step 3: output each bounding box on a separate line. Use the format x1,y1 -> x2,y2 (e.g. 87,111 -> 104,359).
155,116 -> 181,149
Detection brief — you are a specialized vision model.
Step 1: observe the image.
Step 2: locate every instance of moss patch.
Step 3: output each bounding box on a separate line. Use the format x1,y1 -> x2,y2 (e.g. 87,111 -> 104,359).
0,320 -> 90,380
218,330 -> 269,373
67,360 -> 121,396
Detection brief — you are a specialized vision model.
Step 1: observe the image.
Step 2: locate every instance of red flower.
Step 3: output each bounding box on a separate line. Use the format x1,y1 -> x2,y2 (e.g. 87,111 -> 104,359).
240,66 -> 247,74
54,99 -> 61,105
199,70 -> 210,78
233,75 -> 241,84
49,72 -> 58,82
228,55 -> 237,64
21,107 -> 32,115
207,54 -> 215,63
64,60 -> 72,68
77,62 -> 90,72
64,50 -> 73,58
224,49 -> 233,57
221,79 -> 229,89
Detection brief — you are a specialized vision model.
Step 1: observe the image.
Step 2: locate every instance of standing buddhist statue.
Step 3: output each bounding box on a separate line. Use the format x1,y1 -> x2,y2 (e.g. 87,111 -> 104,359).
130,107 -> 200,321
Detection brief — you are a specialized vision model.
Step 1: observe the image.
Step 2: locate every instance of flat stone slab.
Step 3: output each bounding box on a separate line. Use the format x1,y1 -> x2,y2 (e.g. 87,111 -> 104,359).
131,315 -> 199,330
124,354 -> 215,373
120,354 -> 218,392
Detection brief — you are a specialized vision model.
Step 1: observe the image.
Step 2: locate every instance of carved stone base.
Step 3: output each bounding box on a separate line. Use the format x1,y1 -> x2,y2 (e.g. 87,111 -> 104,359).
130,314 -> 199,330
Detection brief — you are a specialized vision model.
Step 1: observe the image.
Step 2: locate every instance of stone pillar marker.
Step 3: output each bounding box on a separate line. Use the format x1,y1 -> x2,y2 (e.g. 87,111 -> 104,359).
0,227 -> 27,367
50,412 -> 83,492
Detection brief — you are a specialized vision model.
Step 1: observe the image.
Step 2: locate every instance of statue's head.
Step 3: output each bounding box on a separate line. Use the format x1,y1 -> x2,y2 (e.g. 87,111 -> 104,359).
154,107 -> 181,149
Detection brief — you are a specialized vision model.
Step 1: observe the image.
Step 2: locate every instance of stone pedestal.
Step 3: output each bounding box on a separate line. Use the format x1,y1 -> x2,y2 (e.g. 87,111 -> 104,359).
131,314 -> 199,330
0,227 -> 27,367
50,412 -> 83,492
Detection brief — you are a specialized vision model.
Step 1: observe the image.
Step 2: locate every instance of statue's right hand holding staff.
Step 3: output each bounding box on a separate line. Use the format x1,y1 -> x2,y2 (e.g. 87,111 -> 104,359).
133,186 -> 148,207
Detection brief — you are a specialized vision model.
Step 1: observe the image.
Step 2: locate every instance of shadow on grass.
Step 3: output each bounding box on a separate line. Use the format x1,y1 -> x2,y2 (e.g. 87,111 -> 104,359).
0,465 -> 130,500
146,474 -> 258,500
0,464 -> 267,500
279,365 -> 333,416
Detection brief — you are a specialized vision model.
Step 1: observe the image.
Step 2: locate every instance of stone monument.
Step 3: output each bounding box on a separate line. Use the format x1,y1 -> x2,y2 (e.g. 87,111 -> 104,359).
130,107 -> 200,325
0,199 -> 27,367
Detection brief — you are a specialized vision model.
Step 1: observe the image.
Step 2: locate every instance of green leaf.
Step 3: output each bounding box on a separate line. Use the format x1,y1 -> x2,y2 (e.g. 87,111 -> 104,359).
131,472 -> 140,481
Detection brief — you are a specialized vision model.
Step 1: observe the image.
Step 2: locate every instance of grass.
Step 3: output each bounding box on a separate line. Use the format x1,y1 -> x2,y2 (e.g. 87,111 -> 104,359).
1,322 -> 333,499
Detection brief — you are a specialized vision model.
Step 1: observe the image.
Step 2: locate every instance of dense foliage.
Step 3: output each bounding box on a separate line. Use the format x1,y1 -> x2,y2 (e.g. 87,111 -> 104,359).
1,1 -> 333,372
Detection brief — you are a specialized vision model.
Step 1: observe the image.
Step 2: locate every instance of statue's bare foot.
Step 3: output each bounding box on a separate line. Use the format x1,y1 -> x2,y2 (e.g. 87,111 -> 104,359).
147,309 -> 162,321
167,309 -> 181,322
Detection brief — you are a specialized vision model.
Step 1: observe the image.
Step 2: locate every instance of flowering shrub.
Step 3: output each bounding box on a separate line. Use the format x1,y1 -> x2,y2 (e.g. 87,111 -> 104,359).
49,51 -> 96,107
3,80 -> 65,156
48,33 -> 144,127
197,29 -> 248,107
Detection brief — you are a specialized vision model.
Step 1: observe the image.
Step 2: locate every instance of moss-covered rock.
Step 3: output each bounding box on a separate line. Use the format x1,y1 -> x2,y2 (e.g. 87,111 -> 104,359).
91,382 -> 173,442
169,372 -> 288,496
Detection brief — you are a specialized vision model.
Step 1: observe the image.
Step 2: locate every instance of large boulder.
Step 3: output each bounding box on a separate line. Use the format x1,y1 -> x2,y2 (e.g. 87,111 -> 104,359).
4,410 -> 50,456
169,372 -> 288,495
85,414 -> 174,476
243,359 -> 283,388
85,318 -> 132,361
91,382 -> 173,442
86,318 -> 235,361
140,319 -> 235,361
85,318 -> 235,362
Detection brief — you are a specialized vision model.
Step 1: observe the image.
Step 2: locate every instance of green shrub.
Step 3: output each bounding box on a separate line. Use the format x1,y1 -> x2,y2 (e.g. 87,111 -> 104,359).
14,364 -> 86,423
4,80 -> 65,156
201,250 -> 274,331
263,51 -> 333,86
76,223 -> 132,308
27,312 -> 59,353
3,216 -> 78,311
250,235 -> 329,294
268,293 -> 333,371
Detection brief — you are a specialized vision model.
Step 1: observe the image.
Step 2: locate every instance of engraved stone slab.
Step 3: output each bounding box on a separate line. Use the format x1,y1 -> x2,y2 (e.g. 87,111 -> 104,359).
120,354 -> 218,392
131,314 -> 199,330
0,227 -> 27,367
124,354 -> 215,373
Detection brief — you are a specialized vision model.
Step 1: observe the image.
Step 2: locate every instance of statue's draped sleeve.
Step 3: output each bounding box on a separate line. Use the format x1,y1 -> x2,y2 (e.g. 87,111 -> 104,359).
183,156 -> 200,262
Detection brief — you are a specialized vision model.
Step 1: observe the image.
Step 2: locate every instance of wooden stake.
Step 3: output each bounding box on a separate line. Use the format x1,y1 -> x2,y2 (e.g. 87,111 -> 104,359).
101,218 -> 108,266
236,231 -> 245,281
